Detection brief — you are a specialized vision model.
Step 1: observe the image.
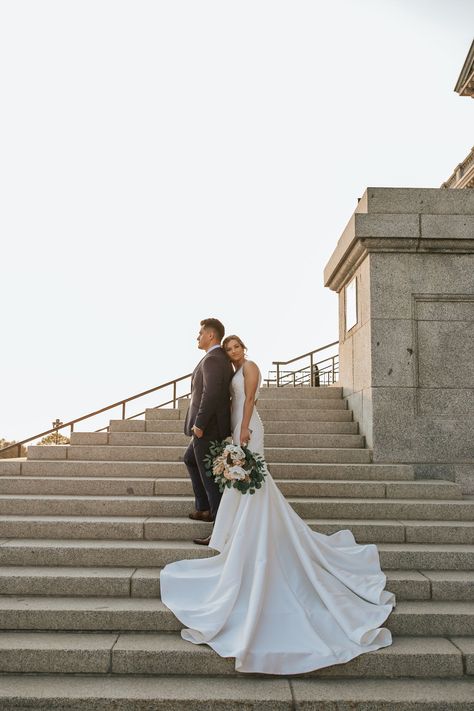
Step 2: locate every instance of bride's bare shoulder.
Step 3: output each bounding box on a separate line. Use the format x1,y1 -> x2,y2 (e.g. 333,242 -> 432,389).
242,360 -> 261,377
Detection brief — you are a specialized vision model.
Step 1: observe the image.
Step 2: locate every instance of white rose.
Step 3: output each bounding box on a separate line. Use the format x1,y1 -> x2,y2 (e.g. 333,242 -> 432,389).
226,444 -> 245,460
228,465 -> 247,480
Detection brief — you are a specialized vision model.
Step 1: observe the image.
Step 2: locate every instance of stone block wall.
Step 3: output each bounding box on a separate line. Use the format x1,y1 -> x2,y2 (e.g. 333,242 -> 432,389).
325,188 -> 474,492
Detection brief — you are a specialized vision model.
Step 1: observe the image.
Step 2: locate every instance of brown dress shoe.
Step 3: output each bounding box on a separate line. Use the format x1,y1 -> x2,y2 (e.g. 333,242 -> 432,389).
188,510 -> 214,522
193,534 -> 212,546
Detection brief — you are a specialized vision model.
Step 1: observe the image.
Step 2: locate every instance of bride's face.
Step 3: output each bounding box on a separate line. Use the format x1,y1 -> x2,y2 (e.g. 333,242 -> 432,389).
224,339 -> 245,363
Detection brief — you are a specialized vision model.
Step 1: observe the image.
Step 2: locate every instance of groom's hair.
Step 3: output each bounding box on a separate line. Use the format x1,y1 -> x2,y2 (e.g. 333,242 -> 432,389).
201,318 -> 225,342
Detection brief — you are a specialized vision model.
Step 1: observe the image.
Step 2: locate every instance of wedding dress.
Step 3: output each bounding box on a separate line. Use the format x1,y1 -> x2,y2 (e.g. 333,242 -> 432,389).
160,366 -> 395,675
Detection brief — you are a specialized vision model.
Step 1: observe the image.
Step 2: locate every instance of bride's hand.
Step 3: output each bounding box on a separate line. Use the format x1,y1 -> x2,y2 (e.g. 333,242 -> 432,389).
240,426 -> 251,447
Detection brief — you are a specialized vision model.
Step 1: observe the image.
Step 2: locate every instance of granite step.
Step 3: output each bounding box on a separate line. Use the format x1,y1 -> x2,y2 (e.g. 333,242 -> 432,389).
151,478 -> 462,500
0,494 -> 472,520
0,632 -> 466,678
70,432 -> 366,449
0,514 -> 471,544
144,407 -> 353,421
0,538 -> 473,570
1,475 -> 432,497
3,460 -> 415,481
257,387 -> 343,399
240,398 -> 348,410
27,445 -> 373,464
135,419 -> 360,435
0,596 -> 472,635
0,675 -> 472,711
0,538 -> 215,567
0,565 -> 471,601
0,566 -> 150,597
0,477 -> 158,496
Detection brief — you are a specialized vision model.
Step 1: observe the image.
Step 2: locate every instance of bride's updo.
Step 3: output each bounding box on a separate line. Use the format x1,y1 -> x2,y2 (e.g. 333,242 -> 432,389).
222,335 -> 247,352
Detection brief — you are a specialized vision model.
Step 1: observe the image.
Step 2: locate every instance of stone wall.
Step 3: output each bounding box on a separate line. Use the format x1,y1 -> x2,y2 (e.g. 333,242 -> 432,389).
324,188 -> 474,492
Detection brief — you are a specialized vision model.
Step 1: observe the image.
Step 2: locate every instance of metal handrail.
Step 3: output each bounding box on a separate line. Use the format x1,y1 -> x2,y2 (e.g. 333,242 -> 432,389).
272,341 -> 338,367
0,373 -> 192,458
270,340 -> 339,387
1,340 -> 340,457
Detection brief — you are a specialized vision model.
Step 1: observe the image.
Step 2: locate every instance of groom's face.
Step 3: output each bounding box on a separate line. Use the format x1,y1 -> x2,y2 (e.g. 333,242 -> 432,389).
197,326 -> 213,351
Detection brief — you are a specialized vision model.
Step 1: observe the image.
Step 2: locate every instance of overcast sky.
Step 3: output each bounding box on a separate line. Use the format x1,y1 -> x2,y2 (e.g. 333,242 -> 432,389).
1,0 -> 473,442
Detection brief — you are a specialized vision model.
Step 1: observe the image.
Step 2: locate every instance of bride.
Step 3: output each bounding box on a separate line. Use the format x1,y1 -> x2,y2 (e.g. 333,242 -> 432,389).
160,335 -> 395,675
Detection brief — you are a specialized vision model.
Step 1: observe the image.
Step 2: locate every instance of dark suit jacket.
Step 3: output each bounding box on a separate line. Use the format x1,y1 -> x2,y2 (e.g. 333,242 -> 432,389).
184,347 -> 233,440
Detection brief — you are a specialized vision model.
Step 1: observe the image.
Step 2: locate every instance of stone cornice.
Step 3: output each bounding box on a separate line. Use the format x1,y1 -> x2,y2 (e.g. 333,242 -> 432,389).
441,146 -> 474,189
454,39 -> 474,97
324,188 -> 474,292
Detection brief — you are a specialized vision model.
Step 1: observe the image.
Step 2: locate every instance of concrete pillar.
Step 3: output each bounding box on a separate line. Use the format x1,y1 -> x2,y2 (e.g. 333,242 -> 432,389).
324,188 -> 474,492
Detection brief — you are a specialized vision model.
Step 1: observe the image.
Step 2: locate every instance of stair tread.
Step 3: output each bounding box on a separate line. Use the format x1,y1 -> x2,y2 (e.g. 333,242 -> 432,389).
0,595 -> 471,612
0,631 -> 463,654
1,537 -> 473,549
0,674 -> 471,708
0,565 -> 470,579
0,494 -> 469,503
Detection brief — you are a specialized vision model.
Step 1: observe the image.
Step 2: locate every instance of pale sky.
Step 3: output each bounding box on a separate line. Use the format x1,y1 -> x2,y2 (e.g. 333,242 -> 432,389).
1,0 -> 473,443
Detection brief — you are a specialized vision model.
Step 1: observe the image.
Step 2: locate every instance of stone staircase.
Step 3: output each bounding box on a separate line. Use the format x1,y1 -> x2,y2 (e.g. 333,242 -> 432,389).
0,386 -> 472,709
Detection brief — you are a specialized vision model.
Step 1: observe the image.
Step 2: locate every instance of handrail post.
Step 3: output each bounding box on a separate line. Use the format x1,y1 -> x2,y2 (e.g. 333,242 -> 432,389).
17,443 -> 21,457
122,402 -> 126,420
70,423 -> 74,435
310,352 -> 314,387
173,381 -> 177,408
276,363 -> 280,387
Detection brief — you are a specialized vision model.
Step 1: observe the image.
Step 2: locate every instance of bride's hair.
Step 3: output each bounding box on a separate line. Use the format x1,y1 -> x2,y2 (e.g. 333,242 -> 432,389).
222,335 -> 247,353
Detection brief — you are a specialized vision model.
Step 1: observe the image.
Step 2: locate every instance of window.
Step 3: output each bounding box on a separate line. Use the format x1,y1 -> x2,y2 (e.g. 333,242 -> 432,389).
345,277 -> 358,332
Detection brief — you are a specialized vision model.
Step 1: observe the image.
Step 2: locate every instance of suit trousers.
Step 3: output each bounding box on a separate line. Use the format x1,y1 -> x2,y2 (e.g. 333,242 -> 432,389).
184,435 -> 222,518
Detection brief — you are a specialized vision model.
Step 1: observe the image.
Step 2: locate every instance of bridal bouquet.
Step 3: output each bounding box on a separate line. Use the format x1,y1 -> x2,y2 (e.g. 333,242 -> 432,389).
203,438 -> 268,495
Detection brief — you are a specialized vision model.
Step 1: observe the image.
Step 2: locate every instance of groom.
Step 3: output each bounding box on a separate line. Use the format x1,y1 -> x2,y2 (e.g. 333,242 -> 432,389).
184,318 -> 233,546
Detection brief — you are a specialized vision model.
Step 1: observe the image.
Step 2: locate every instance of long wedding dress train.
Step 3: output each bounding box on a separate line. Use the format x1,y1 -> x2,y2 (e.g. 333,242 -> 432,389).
160,368 -> 395,674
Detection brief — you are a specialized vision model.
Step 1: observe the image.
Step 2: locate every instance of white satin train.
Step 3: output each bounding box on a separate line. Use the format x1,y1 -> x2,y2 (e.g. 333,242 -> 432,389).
160,470 -> 395,675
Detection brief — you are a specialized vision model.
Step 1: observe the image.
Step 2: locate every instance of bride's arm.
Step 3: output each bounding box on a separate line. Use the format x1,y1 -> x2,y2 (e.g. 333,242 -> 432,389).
240,361 -> 260,446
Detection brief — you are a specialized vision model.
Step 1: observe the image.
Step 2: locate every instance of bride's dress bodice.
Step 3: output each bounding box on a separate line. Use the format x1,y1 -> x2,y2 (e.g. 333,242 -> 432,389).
230,365 -> 264,455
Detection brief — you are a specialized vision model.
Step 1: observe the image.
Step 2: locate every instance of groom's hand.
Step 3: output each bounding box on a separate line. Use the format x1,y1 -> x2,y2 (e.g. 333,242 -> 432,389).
192,425 -> 204,439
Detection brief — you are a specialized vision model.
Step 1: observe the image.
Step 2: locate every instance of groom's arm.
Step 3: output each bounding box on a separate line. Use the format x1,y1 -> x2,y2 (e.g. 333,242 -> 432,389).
194,356 -> 227,433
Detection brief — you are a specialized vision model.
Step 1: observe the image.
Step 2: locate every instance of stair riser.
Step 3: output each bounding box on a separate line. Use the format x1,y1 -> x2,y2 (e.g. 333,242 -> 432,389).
88,433 -> 366,448
109,644 -> 471,679
150,480 -> 461,500
0,572 -> 471,602
0,568 -> 159,598
0,609 -> 471,636
0,546 -> 215,568
257,388 -> 343,399
0,479 -> 157,496
291,500 -> 474,521
28,446 -> 373,464
0,544 -> 472,570
1,498 -> 472,521
144,408 -> 353,422
0,633 -> 117,674
0,676 -> 472,711
0,609 -> 180,632
0,520 -> 147,540
0,518 -> 472,544
0,473 -> 422,498
141,421 -> 360,435
380,550 -> 474,571
15,461 -> 415,481
143,410 -> 182,420
255,400 -> 348,410
0,643 -> 463,679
